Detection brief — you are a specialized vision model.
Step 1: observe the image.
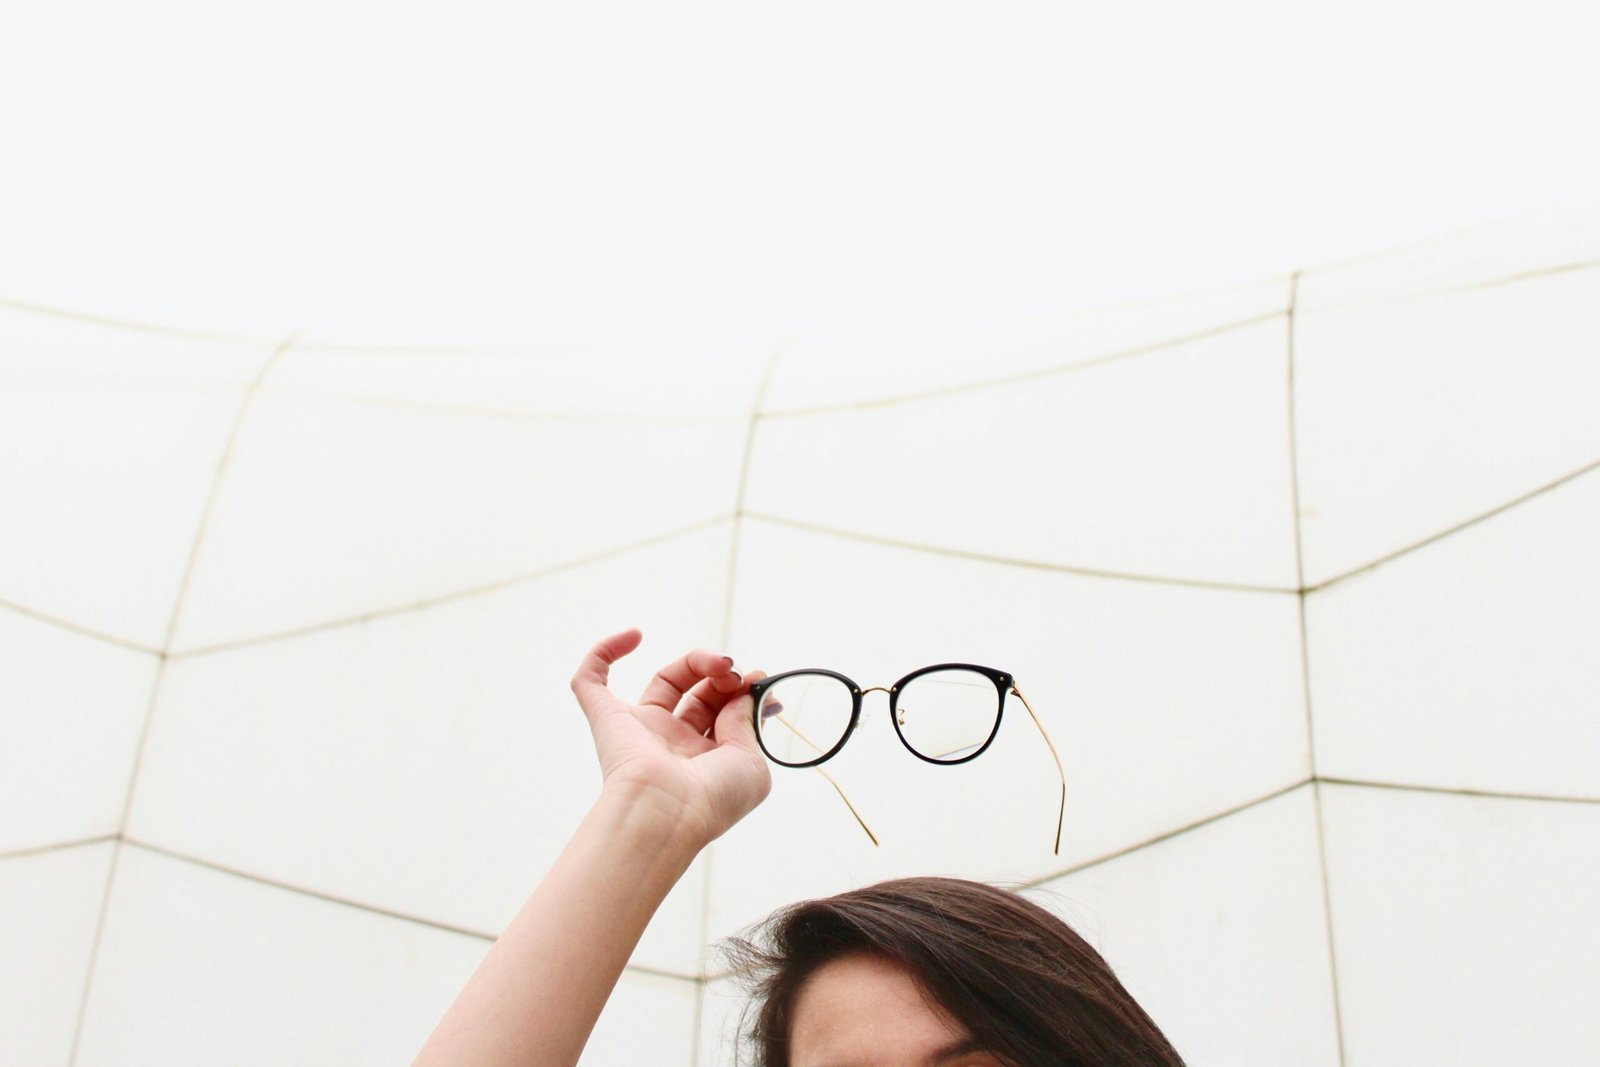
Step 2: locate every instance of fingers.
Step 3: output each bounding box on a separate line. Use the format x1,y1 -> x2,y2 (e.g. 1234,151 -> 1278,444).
570,628 -> 644,720
711,670 -> 767,752
638,648 -> 739,713
674,667 -> 758,736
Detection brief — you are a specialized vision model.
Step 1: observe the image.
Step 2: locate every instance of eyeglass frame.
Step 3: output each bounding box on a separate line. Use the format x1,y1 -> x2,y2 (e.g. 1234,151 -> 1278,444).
748,663 -> 1066,854
750,663 -> 1011,768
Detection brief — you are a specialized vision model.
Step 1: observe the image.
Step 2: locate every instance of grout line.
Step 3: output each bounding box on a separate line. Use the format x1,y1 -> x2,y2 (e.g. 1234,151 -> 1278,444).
116,838 -> 700,984
1312,780 -> 1349,1065
1299,255 -> 1600,315
694,339 -> 790,1065
67,840 -> 123,1066
1317,776 -> 1600,806
659,769 -> 1599,986
1288,266 -> 1349,1067
1016,777 -> 1314,890
1010,772 -> 1600,899
265,380 -> 750,428
1287,264 -> 1350,1067
759,311 -> 1286,419
0,368 -> 248,394
71,334 -> 297,1065
1285,271 -> 1309,600
619,963 -> 702,985
0,834 -> 119,864
111,334 -> 296,842
3,244 -> 1592,367
158,333 -> 300,652
743,512 -> 1298,596
720,341 -> 789,647
169,515 -> 736,659
0,295 -> 275,346
1286,270 -> 1321,780
124,837 -> 489,938
294,339 -> 599,356
1305,455 -> 1600,593
0,597 -> 162,657
111,655 -> 171,845
1466,256 -> 1600,293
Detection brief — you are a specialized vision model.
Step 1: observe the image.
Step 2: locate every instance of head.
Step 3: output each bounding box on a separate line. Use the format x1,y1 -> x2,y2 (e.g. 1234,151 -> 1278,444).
723,877 -> 1185,1067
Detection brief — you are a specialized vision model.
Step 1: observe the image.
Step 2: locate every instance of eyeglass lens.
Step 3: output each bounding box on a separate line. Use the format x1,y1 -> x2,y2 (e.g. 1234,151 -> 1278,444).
894,668 -> 1001,762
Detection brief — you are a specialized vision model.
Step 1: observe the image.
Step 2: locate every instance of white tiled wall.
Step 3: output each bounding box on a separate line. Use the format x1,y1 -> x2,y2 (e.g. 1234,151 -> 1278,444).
1307,467 -> 1600,797
0,612 -> 157,853
170,387 -> 746,651
74,846 -> 495,1067
1293,265 -> 1600,586
128,523 -> 733,977
6,212 -> 1597,1065
1321,784 -> 1600,1065
0,842 -> 114,1067
747,316 -> 1299,589
709,519 -> 1308,944
1027,787 -> 1341,1067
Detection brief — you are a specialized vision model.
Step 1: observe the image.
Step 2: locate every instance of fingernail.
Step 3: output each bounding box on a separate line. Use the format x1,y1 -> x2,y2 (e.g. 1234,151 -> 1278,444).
720,656 -> 734,668
731,671 -> 743,683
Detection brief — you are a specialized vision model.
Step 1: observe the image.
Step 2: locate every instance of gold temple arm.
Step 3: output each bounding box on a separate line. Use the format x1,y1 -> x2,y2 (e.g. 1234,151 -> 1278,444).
813,765 -> 880,847
768,712 -> 880,847
1011,683 -> 1066,856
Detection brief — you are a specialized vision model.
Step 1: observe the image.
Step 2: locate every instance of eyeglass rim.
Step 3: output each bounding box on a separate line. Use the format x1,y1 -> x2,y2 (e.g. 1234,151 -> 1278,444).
749,663 -> 1013,769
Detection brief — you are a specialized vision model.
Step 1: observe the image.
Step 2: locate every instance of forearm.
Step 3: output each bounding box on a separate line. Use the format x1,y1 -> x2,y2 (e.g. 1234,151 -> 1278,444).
412,784 -> 704,1067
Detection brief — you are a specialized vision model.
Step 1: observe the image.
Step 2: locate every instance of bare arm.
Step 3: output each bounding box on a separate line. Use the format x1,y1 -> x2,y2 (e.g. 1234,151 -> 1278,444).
412,629 -> 771,1067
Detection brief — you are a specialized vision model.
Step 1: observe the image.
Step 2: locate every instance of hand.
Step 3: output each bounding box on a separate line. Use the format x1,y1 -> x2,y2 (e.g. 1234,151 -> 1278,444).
570,628 -> 772,849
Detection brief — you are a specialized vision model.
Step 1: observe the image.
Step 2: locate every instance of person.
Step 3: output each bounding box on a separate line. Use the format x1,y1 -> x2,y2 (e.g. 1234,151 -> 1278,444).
412,629 -> 1185,1067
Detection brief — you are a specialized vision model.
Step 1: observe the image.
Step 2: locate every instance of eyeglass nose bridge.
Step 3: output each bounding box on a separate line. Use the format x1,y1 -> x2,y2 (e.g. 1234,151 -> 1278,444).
847,684 -> 896,732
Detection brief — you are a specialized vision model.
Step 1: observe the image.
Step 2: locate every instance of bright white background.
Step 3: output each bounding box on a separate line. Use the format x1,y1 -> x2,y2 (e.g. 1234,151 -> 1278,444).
3,3 -> 1600,1066
1,0 -> 1597,341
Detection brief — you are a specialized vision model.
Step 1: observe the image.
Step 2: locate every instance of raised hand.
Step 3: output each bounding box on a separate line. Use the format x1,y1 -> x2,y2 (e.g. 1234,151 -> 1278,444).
570,628 -> 772,849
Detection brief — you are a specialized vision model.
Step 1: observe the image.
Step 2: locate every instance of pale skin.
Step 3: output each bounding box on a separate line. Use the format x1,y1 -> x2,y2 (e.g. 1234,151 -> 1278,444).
411,628 -> 999,1067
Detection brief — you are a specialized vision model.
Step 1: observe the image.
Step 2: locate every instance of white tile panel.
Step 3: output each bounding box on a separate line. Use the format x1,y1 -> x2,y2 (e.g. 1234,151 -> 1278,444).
0,378 -> 247,648
1307,469 -> 1600,797
696,976 -> 750,1067
0,302 -> 271,388
75,845 -> 494,1067
1026,787 -> 1339,1067
128,523 -> 732,975
745,317 -> 1299,589
582,971 -> 696,1067
0,610 -> 158,852
1296,205 -> 1600,310
275,338 -> 772,419
762,276 -> 1290,413
706,521 -> 1308,946
169,387 -> 746,651
1321,784 -> 1600,1065
0,841 -> 114,1067
1294,266 -> 1600,585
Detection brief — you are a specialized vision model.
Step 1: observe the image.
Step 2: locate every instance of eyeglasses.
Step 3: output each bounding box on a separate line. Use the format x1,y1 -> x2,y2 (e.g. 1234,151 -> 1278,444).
749,664 -> 1066,854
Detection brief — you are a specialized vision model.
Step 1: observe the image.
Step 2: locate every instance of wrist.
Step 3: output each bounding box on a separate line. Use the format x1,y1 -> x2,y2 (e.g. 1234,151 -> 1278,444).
595,777 -> 715,859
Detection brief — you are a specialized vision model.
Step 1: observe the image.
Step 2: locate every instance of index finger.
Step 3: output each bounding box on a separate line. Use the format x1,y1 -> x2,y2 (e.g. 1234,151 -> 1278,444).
570,628 -> 645,719
638,648 -> 737,712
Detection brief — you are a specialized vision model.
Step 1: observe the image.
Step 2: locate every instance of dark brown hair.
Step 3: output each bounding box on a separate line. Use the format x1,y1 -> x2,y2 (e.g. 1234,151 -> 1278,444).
723,876 -> 1185,1067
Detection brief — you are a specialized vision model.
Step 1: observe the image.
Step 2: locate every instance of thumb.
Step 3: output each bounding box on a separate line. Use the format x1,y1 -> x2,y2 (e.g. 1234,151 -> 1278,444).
570,628 -> 644,722
711,671 -> 766,754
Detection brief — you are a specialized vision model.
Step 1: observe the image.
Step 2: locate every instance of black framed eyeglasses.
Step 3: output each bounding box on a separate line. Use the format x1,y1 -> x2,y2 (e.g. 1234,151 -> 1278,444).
749,664 -> 1066,854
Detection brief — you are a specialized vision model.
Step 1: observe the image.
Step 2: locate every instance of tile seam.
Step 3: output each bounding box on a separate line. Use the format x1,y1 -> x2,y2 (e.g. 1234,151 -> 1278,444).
743,512 -> 1297,595
169,514 -> 736,659
1305,454 -> 1600,593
